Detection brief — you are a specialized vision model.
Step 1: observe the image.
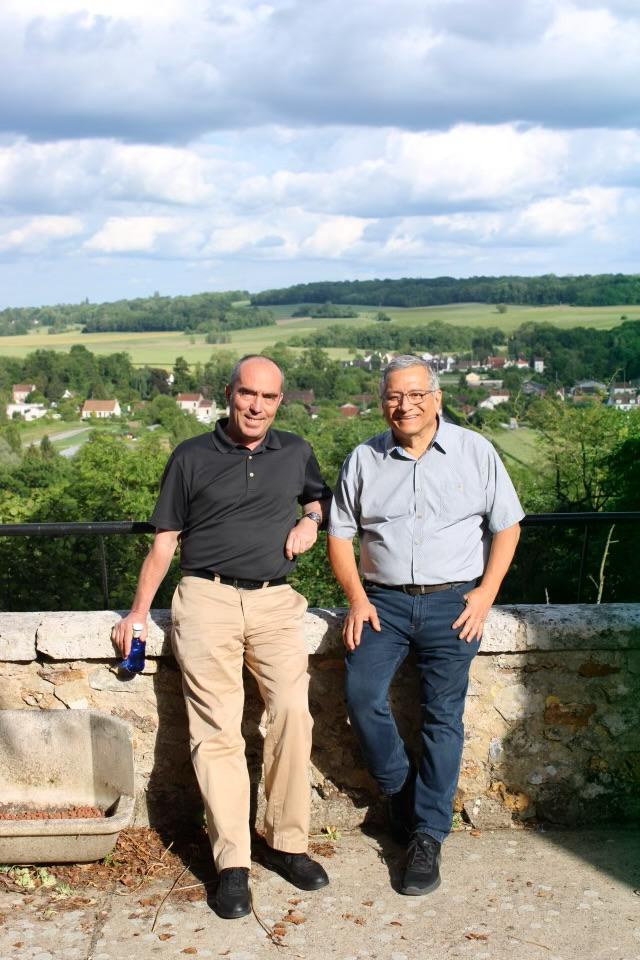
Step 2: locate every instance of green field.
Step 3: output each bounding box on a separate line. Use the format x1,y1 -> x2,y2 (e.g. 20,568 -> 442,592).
0,302 -> 635,368
485,426 -> 544,467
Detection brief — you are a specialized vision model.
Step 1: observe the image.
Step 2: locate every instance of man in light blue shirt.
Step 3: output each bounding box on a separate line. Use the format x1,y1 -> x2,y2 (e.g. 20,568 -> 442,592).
328,355 -> 523,896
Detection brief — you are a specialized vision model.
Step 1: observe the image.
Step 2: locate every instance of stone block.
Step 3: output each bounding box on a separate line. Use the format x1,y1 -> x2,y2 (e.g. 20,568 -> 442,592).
0,613 -> 39,660
463,795 -> 514,830
34,608 -> 342,660
304,608 -> 343,654
493,683 -> 541,722
36,610 -> 173,659
88,666 -> 149,693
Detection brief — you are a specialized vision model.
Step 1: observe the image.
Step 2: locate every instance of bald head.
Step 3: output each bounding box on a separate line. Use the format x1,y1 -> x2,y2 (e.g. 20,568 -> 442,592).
224,354 -> 285,449
229,354 -> 284,392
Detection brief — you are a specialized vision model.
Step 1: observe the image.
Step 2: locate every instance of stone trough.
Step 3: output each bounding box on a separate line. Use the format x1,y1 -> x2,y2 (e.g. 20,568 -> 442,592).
0,709 -> 135,864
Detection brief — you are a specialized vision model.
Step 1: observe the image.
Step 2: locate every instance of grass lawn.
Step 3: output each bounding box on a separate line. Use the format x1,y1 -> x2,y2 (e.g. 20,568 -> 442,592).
18,418 -> 83,444
485,425 -> 544,467
0,302 -> 635,368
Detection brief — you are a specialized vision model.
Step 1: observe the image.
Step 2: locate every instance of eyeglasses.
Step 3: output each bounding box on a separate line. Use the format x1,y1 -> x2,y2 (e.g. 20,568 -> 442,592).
382,390 -> 437,407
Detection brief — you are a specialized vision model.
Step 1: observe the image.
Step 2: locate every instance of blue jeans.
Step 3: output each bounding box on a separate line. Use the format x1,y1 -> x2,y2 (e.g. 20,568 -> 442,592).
345,581 -> 480,844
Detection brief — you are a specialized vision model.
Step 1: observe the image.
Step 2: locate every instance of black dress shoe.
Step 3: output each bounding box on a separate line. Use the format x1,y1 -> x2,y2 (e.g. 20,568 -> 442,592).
387,763 -> 416,844
401,832 -> 441,896
213,867 -> 251,919
261,847 -> 329,890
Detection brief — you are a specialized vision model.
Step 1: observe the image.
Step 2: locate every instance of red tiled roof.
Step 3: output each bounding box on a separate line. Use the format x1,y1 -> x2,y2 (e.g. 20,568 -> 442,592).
82,400 -> 118,412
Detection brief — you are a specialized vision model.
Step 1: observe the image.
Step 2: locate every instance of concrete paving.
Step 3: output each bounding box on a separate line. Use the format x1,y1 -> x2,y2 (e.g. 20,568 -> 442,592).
0,828 -> 639,960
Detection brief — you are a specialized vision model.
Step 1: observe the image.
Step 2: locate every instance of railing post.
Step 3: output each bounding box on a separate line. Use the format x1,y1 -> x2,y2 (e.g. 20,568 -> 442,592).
577,523 -> 590,602
97,536 -> 109,609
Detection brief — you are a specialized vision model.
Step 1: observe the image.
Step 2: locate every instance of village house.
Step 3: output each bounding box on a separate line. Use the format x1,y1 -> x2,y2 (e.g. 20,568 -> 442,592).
339,402 -> 359,418
610,381 -> 634,395
12,384 -> 37,403
479,391 -> 511,411
455,358 -> 486,371
607,383 -> 638,410
284,389 -> 316,409
196,398 -> 217,424
175,392 -> 203,412
504,358 -> 530,370
6,403 -> 48,422
80,399 -> 121,419
522,381 -> 547,398
533,357 -> 545,374
485,356 -> 506,370
570,380 -> 606,403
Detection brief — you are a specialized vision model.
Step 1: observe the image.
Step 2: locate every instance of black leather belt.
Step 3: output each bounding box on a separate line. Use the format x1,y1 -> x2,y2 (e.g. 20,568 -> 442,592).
187,571 -> 288,590
364,580 -> 466,596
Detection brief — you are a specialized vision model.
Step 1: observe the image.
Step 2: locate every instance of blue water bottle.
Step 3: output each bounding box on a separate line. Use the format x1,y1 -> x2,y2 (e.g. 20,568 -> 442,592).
120,622 -> 146,674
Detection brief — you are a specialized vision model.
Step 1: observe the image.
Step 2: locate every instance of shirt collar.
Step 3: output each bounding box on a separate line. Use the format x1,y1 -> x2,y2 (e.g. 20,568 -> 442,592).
210,417 -> 282,453
384,414 -> 448,459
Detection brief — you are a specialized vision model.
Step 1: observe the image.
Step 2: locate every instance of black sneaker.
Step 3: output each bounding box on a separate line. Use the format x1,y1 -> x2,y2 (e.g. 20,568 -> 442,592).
387,764 -> 416,844
261,847 -> 329,890
213,867 -> 251,919
401,832 -> 441,896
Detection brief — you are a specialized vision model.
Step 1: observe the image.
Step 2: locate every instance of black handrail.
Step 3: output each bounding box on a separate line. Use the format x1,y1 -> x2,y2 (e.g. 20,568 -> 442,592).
0,513 -> 638,607
0,512 -> 638,539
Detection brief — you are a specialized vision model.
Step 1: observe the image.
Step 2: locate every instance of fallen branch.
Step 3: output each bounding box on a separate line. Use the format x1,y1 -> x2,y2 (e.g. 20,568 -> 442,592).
251,891 -> 288,949
150,864 -> 190,932
508,934 -> 551,951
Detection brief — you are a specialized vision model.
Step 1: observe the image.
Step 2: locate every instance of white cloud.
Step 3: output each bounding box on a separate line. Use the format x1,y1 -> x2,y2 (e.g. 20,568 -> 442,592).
516,187 -> 621,239
302,217 -> 367,258
102,145 -> 213,205
0,215 -> 83,252
0,139 -> 219,211
85,216 -> 181,253
2,1 -> 640,142
0,2 -> 640,304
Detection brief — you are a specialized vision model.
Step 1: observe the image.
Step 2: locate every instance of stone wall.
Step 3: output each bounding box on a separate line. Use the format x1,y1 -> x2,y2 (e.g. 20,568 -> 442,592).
1,605 -> 639,831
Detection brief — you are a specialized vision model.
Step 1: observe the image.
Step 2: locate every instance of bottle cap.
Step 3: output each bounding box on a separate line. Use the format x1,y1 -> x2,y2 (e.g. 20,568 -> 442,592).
132,622 -> 144,632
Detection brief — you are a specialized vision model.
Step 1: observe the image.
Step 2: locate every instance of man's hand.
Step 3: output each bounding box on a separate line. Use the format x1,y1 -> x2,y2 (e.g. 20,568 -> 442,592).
110,528 -> 178,657
285,516 -> 318,560
451,585 -> 494,643
342,597 -> 381,651
111,613 -> 147,658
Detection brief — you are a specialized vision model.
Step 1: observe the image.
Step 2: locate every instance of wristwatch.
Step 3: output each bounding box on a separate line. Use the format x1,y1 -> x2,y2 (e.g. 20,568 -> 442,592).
302,511 -> 323,525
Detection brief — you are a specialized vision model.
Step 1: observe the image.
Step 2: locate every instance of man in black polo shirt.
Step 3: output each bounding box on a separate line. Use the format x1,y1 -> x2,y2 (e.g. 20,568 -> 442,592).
112,355 -> 331,919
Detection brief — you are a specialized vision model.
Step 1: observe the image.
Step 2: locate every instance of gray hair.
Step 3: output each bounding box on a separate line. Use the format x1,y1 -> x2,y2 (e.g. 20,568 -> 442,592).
229,354 -> 285,392
379,355 -> 440,397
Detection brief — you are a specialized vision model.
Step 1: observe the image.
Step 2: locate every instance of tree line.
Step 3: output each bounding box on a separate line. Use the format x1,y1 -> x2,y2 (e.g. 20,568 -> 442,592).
3,272 -> 640,339
251,273 -> 640,308
0,291 -> 274,337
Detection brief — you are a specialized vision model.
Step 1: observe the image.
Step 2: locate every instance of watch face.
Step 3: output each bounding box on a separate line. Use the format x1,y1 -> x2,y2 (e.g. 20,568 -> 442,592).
305,511 -> 322,524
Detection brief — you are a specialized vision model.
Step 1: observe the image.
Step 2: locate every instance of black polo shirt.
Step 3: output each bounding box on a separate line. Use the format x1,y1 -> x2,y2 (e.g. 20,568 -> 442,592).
149,419 -> 331,580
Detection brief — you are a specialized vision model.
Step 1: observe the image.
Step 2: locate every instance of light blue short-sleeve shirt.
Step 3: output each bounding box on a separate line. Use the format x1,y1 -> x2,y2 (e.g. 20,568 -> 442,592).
328,418 -> 524,585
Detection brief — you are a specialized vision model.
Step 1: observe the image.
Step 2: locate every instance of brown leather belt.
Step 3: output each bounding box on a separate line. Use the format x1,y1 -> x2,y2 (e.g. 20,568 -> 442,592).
364,580 -> 466,597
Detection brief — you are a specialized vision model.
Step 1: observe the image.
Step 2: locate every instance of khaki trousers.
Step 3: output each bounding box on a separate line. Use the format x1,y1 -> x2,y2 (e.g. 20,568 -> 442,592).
171,576 -> 313,870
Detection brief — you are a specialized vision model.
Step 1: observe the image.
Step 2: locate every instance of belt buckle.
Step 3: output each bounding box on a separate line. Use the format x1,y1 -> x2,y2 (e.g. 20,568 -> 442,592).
402,584 -> 421,596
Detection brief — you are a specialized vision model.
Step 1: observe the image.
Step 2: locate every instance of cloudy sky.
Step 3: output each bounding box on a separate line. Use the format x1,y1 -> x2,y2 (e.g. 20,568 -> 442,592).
1,0 -> 639,307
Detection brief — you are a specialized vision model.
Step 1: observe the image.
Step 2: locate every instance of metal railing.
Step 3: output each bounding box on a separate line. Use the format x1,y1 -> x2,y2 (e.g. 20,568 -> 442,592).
0,512 -> 638,608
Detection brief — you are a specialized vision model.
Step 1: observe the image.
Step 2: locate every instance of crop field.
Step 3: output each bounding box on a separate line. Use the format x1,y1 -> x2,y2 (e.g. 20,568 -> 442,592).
0,302 -> 635,368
